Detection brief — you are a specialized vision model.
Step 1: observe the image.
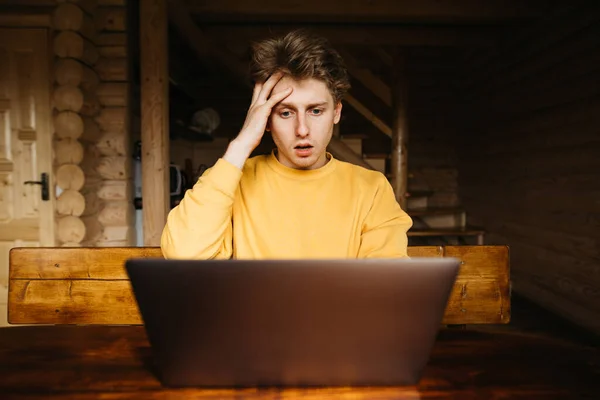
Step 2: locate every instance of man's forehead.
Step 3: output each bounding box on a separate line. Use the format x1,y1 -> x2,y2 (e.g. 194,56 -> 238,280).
272,77 -> 333,104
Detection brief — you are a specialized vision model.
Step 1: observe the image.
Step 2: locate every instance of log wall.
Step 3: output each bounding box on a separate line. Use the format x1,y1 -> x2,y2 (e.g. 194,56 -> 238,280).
52,0 -> 100,247
94,0 -> 133,246
52,0 -> 134,247
456,1 -> 600,334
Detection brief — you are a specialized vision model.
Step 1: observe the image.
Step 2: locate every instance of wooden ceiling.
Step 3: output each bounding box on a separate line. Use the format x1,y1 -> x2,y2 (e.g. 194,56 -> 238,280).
165,0 -> 562,144
184,0 -> 556,24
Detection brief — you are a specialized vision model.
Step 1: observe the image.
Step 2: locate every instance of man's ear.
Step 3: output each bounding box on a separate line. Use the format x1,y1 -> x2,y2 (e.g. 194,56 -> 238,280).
333,101 -> 343,124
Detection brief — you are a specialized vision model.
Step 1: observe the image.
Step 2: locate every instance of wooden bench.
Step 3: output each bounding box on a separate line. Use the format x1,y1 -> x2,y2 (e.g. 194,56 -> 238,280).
7,245 -> 510,325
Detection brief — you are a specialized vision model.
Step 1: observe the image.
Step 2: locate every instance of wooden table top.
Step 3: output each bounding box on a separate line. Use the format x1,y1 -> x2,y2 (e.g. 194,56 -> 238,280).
0,325 -> 598,399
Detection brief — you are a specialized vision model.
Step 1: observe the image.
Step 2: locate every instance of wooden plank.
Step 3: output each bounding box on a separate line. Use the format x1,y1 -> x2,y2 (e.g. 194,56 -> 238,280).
496,221 -> 600,265
8,246 -> 510,325
326,137 -> 374,170
444,245 -> 509,280
465,1 -> 600,88
187,0 -> 553,23
0,13 -> 51,27
337,49 -> 391,106
0,219 -> 38,241
344,95 -> 392,137
8,280 -> 142,325
9,246 -> 451,279
408,228 -> 485,237
466,201 -> 599,240
470,22 -> 600,96
514,277 -> 600,335
9,247 -> 163,279
139,0 -> 169,246
202,24 -> 499,46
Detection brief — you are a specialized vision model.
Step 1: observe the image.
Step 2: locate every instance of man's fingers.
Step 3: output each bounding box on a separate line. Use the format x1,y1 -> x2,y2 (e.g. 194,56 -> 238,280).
265,87 -> 293,108
257,72 -> 284,103
251,82 -> 262,104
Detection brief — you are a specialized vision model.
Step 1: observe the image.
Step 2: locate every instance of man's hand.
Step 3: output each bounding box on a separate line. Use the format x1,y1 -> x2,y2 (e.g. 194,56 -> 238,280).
224,73 -> 293,169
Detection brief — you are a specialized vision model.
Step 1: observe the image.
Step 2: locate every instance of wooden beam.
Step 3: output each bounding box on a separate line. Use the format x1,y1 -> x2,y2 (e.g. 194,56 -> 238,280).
344,95 -> 392,137
139,0 -> 169,246
327,136 -> 374,170
0,11 -> 51,27
187,0 -> 552,23
201,24 -> 500,46
338,49 -> 391,106
390,51 -> 409,209
8,246 -> 510,325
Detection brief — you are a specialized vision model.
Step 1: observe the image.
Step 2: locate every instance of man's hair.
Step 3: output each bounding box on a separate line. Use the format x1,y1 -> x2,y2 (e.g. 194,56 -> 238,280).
250,29 -> 351,103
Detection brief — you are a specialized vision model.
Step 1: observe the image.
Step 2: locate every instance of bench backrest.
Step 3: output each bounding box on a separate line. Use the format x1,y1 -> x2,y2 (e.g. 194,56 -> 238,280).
8,245 -> 510,325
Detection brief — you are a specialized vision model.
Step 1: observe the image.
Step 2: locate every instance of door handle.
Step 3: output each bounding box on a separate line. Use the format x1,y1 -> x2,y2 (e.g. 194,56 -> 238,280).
24,172 -> 49,201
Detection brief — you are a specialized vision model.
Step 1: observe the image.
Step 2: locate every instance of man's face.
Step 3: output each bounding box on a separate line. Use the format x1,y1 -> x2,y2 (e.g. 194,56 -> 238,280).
268,77 -> 342,170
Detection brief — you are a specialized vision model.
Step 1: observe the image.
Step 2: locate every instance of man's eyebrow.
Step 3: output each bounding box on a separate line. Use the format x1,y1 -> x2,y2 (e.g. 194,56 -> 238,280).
275,101 -> 329,109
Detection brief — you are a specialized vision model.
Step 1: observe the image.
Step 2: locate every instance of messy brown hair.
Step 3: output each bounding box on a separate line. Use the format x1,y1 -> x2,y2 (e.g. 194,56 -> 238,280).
250,29 -> 351,103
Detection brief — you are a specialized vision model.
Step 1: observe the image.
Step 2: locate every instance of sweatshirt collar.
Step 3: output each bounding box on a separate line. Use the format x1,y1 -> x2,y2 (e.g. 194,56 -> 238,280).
266,149 -> 337,180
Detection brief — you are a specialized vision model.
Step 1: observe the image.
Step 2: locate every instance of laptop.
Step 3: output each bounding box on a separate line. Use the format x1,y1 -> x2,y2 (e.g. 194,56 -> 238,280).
125,257 -> 460,387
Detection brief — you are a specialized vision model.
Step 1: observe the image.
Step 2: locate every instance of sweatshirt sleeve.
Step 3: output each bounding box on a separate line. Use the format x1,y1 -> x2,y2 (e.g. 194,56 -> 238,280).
358,174 -> 413,258
160,158 -> 242,259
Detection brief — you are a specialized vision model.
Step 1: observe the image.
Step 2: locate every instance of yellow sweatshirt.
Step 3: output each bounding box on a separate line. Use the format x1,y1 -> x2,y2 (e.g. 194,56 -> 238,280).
161,151 -> 413,259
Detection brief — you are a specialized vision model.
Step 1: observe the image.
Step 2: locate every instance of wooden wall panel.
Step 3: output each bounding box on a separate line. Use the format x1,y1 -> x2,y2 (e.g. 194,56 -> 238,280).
456,1 -> 600,334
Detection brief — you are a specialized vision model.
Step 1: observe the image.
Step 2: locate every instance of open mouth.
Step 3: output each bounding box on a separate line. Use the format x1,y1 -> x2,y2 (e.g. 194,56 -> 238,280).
295,144 -> 313,149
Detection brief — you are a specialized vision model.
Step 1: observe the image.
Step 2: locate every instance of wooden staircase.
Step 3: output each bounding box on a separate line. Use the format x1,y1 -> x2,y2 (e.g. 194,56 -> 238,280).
339,134 -> 485,245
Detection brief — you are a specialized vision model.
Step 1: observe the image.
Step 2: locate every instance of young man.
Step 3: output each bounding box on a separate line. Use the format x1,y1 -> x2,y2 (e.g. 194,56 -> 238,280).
161,30 -> 412,259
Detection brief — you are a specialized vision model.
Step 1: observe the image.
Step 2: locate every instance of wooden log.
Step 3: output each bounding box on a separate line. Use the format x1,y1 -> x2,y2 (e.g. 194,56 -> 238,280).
95,7 -> 127,32
391,51 -> 409,210
80,143 -> 103,181
61,242 -> 82,247
94,57 -> 127,81
81,189 -> 102,217
96,83 -> 128,107
54,58 -> 99,91
81,116 -> 102,142
52,3 -> 96,42
98,45 -> 126,58
100,225 -> 130,242
97,32 -> 126,46
56,164 -> 85,191
54,138 -> 84,165
96,156 -> 128,180
80,90 -> 101,117
140,0 -> 169,246
98,180 -> 130,201
96,131 -> 127,156
95,239 -> 130,247
99,0 -> 125,5
52,85 -> 100,116
82,215 -> 103,243
56,189 -> 86,217
53,84 -> 83,112
98,200 -> 131,226
54,111 -> 83,140
95,107 -> 126,132
56,215 -> 86,244
56,0 -> 98,15
54,31 -> 99,66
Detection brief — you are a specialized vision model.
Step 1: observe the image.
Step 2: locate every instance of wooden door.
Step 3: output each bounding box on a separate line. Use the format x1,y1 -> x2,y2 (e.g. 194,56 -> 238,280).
0,28 -> 55,326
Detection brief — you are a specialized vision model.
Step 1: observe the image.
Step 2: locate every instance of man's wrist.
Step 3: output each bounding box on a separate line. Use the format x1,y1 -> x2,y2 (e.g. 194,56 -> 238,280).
223,139 -> 253,169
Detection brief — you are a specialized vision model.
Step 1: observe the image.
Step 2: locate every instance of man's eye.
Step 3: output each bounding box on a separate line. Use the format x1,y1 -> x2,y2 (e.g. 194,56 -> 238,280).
310,109 -> 323,115
280,111 -> 292,117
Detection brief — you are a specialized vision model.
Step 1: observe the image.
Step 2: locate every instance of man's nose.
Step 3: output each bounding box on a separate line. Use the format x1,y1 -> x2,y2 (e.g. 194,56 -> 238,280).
296,115 -> 309,137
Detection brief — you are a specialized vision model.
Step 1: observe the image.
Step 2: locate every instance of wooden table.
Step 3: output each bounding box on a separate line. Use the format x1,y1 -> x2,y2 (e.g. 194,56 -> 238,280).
0,326 -> 598,399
